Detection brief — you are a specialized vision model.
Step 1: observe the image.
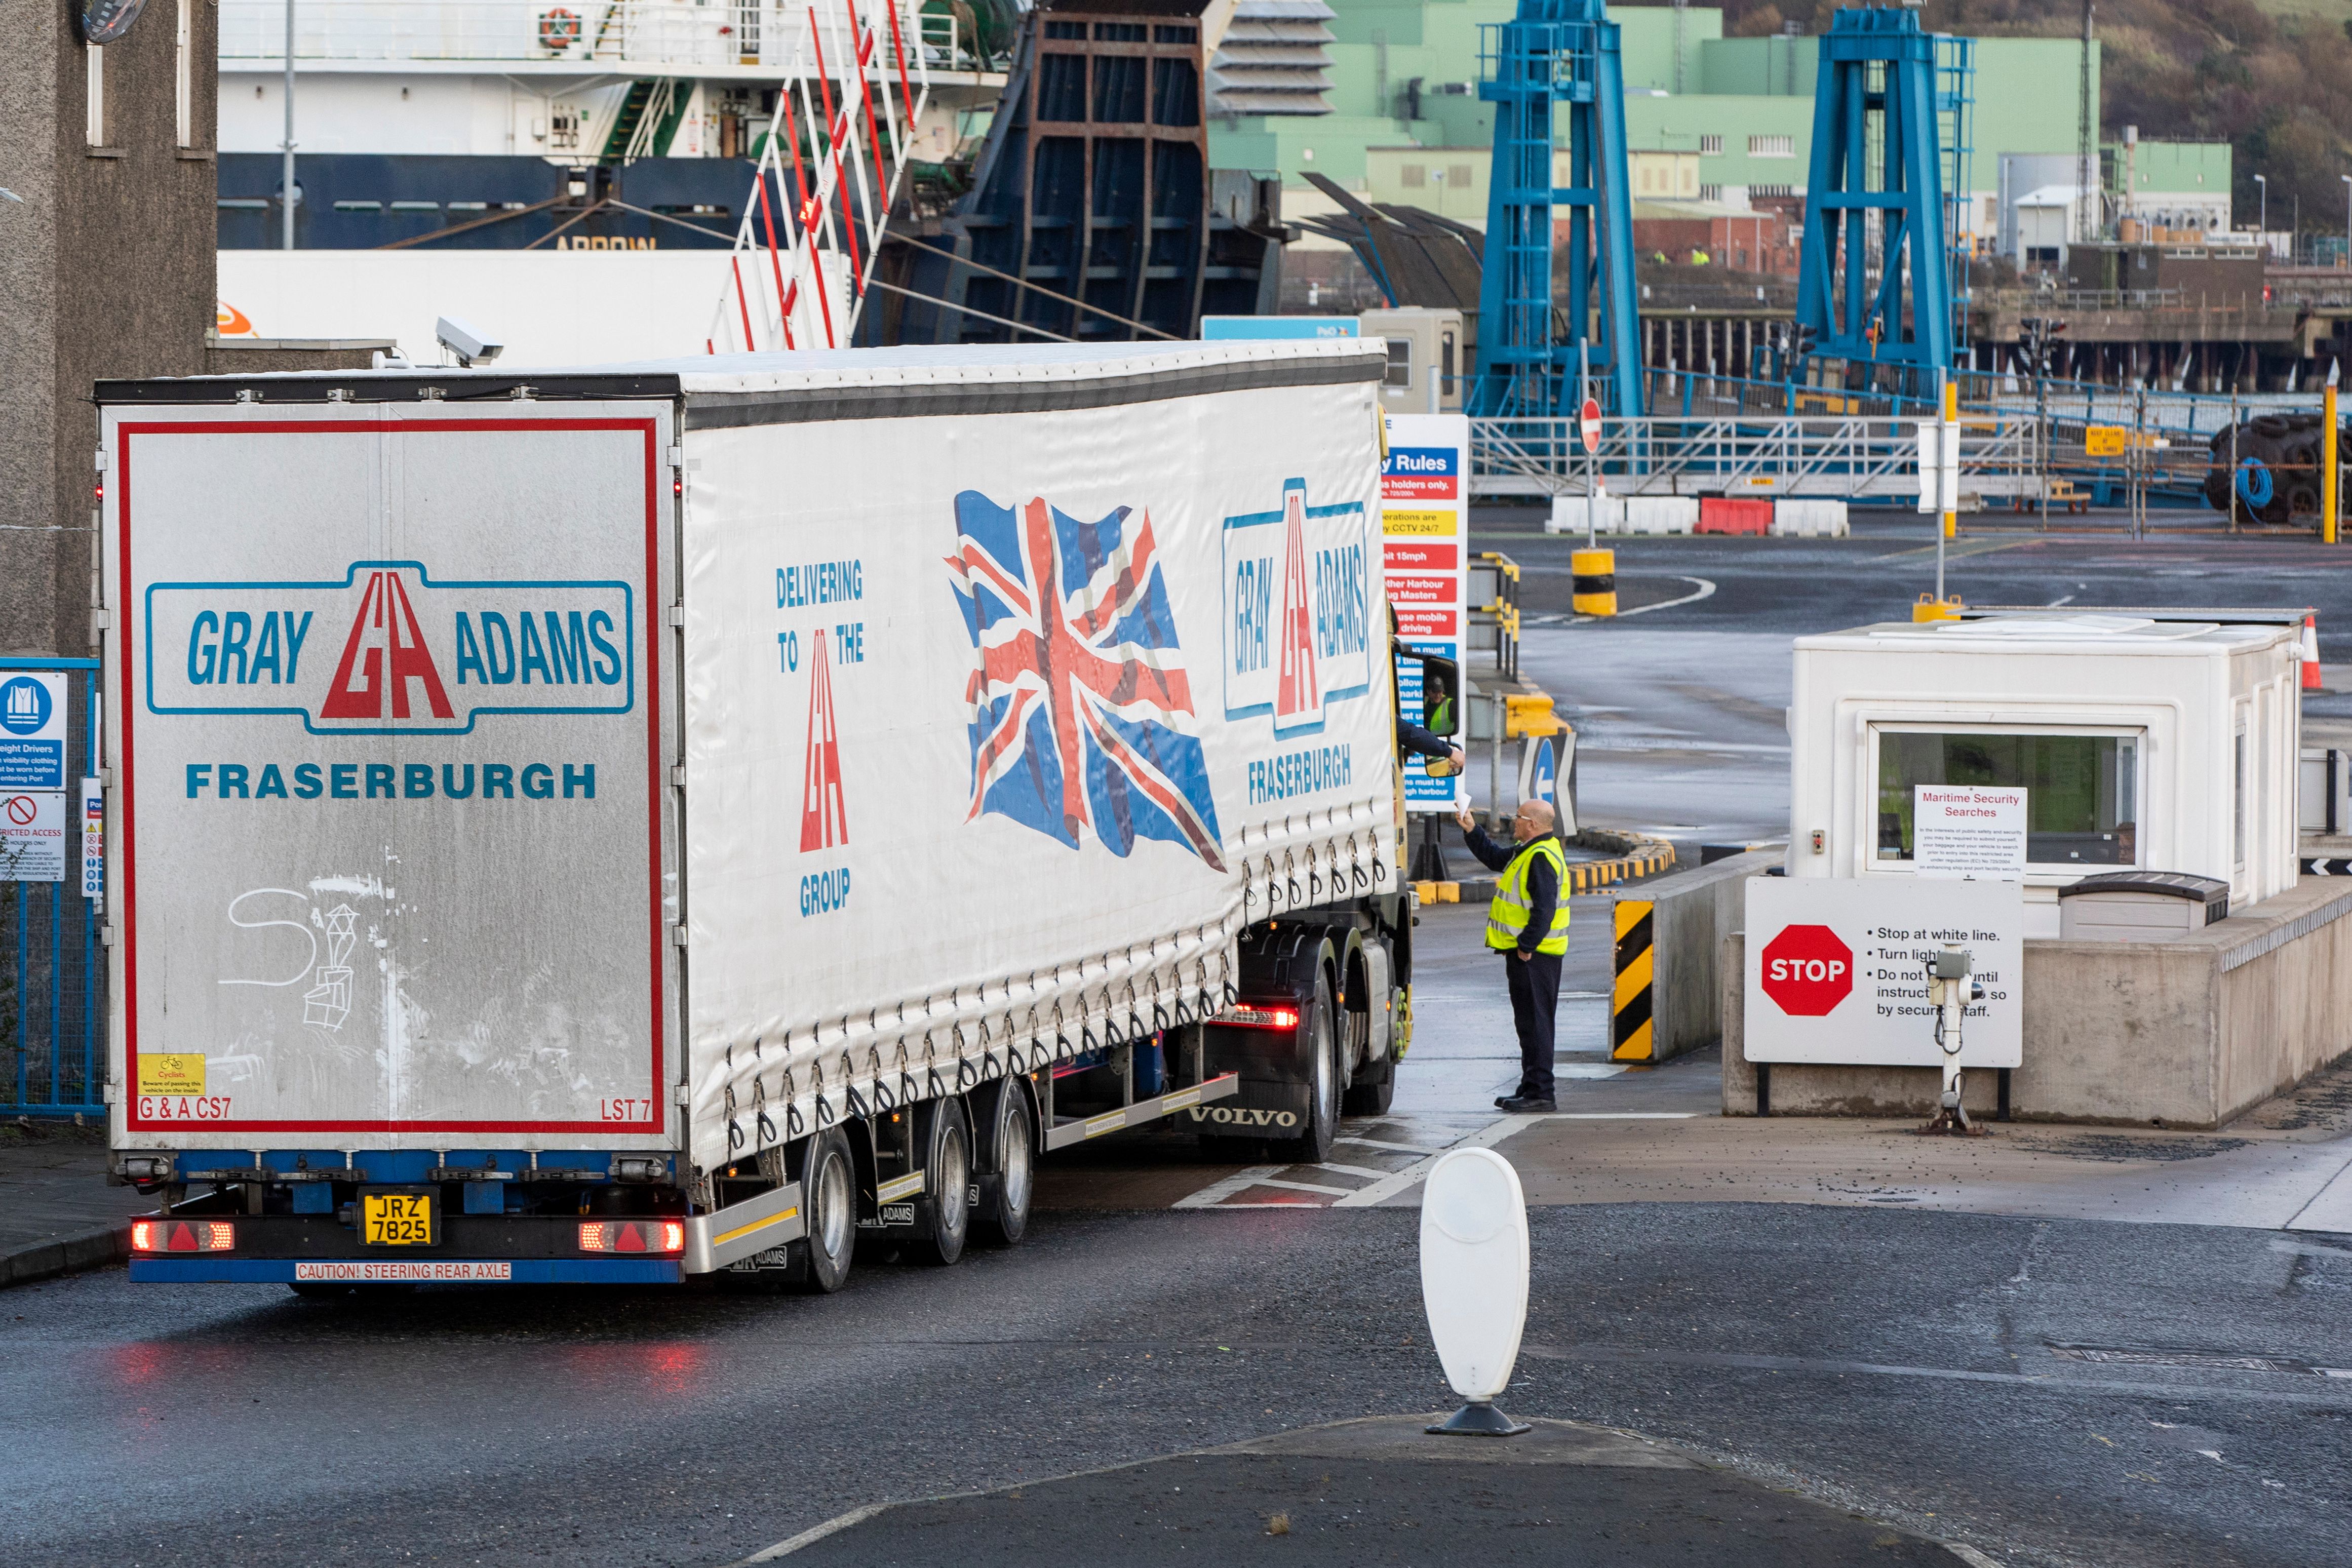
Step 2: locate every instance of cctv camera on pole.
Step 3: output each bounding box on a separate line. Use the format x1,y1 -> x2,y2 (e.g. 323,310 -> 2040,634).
435,316 -> 504,368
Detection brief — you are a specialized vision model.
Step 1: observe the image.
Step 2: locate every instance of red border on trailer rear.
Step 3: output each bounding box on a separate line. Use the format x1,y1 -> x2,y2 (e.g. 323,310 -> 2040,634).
114,417 -> 668,1135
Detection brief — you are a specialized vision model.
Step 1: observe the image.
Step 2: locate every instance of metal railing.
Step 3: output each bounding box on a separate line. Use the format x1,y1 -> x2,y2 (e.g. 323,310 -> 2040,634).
1,661 -> 103,1120
1472,414 -> 2042,499
219,1 -> 981,74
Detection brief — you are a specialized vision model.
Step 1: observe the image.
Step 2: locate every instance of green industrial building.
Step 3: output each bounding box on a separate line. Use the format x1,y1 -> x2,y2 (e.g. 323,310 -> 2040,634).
1211,2 -> 2230,259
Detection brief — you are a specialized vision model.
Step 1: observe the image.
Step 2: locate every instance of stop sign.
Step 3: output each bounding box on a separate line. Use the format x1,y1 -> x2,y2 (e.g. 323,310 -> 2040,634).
1759,924 -> 1854,1016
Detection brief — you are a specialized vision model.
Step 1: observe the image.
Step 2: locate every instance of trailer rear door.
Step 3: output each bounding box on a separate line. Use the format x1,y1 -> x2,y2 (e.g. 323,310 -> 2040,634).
100,398 -> 677,1149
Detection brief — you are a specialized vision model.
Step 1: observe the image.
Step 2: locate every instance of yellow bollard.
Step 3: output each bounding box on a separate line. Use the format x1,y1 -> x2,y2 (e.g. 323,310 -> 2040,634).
1571,547 -> 1617,616
1942,379 -> 1960,540
2326,384 -> 2340,546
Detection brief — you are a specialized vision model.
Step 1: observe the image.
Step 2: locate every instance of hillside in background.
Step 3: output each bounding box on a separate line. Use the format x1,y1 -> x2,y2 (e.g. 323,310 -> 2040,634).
1691,0 -> 2352,239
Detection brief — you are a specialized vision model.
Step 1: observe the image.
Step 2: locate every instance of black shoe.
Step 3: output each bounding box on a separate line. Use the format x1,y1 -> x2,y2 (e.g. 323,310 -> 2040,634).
1494,1093 -> 1529,1110
1497,1095 -> 1558,1113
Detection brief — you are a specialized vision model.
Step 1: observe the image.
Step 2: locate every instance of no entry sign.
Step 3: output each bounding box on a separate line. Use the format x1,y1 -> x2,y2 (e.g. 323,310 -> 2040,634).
1744,877 -> 2022,1067
1579,398 -> 1602,454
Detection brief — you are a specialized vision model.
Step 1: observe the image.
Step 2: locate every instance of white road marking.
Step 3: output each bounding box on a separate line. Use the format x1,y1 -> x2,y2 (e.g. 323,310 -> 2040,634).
1311,1162 -> 1397,1181
1549,1112 -> 1702,1119
1330,1114 -> 1543,1208
735,1503 -> 890,1563
1244,1178 -> 1358,1198
1170,1166 -> 1287,1210
1335,1135 -> 1446,1156
1613,576 -> 1717,617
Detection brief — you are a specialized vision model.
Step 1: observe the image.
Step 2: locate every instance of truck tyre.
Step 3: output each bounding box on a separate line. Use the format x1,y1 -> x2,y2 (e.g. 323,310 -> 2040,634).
910,1097 -> 973,1267
1273,973 -> 1339,1164
974,1085 -> 1034,1247
1342,1067 -> 1395,1117
799,1127 -> 857,1294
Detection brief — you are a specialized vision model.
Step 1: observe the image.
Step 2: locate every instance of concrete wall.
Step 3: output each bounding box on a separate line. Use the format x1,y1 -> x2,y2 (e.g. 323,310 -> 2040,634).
1621,849 -> 1778,1065
0,0 -> 217,656
1722,878 -> 2352,1127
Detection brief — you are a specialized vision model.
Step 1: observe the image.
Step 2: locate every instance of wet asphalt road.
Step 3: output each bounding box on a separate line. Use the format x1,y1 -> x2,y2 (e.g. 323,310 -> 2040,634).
13,519 -> 2352,1565
1470,504 -> 2352,651
7,1201 -> 2349,1567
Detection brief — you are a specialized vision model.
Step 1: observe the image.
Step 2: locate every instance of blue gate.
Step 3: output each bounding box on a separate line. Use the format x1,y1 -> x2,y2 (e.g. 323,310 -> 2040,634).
1,659 -> 104,1118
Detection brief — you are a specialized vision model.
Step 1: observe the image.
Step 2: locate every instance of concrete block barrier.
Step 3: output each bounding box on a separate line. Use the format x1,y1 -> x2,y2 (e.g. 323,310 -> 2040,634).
1770,499 -> 1849,537
1602,847 -> 1780,1065
1548,494 -> 1625,534
1546,496 -> 1699,536
1626,496 -> 1699,535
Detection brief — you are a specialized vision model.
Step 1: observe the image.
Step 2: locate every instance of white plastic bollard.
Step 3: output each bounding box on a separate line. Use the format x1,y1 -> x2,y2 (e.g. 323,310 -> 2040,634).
1420,1146 -> 1533,1436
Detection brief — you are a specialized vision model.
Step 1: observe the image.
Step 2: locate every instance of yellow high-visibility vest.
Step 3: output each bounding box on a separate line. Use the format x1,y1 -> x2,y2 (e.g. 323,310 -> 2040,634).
1485,836 -> 1570,956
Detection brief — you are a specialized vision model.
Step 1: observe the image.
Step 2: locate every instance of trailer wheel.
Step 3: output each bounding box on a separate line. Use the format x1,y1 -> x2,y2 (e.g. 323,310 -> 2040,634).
1342,1067 -> 1395,1117
1273,973 -> 1339,1164
974,1086 -> 1034,1248
910,1097 -> 972,1267
800,1127 -> 857,1294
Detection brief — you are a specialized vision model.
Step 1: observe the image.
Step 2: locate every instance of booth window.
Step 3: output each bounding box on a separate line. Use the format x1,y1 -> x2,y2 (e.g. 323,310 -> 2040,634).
1874,730 -> 2139,867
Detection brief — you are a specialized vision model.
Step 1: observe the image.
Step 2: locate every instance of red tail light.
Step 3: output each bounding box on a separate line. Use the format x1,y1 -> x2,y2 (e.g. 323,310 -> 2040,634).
1216,1004 -> 1300,1031
133,1220 -> 233,1253
578,1221 -> 685,1255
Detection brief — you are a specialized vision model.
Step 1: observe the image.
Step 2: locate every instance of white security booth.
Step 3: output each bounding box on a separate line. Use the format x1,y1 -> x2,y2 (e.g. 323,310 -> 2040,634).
1785,614 -> 2302,937
1721,609 -> 2352,1126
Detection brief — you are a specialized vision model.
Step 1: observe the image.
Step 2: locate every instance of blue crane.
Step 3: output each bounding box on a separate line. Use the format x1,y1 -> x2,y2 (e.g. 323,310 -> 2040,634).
1470,0 -> 1644,421
1792,6 -> 1971,391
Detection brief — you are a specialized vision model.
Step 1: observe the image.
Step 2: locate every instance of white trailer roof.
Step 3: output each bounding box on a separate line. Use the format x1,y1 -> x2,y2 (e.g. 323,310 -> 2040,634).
97,339 -> 1388,408
1796,614 -> 2290,654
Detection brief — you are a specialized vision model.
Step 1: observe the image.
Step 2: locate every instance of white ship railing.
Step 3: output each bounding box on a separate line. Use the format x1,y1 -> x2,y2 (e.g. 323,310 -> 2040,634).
701,0 -> 929,351
220,0 -> 980,75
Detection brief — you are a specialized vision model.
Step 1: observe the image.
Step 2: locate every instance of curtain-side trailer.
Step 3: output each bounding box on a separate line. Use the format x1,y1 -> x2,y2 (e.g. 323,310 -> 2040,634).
94,341 -> 1434,1290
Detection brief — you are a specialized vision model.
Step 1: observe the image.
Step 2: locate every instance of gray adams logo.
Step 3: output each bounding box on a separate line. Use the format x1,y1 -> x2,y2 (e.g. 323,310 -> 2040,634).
145,562 -> 633,735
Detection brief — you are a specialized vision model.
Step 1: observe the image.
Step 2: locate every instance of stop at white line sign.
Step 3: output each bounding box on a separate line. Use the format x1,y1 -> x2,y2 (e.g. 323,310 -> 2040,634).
1744,876 -> 2022,1068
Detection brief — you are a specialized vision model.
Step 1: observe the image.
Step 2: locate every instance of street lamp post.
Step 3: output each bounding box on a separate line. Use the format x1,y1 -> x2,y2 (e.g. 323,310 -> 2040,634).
282,0 -> 296,251
2256,173 -> 2267,256
2340,174 -> 2349,269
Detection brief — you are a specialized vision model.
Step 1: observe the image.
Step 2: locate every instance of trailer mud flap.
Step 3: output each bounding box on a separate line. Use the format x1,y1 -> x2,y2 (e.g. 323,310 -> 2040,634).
683,1180 -> 806,1274
1182,1079 -> 1311,1138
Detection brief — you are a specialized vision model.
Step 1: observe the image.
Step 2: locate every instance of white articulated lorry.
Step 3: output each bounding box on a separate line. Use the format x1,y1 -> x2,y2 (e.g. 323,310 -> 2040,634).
95,340 -> 1453,1289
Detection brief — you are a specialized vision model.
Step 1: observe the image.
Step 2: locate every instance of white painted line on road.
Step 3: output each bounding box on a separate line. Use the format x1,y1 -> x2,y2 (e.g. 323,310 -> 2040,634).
1549,1112 -> 1703,1119
1239,1177 -> 1357,1198
1336,1135 -> 1446,1156
735,1503 -> 889,1562
1575,738 -> 1791,754
1311,1162 -> 1397,1181
1170,1165 -> 1286,1209
1557,1064 -> 1629,1080
1330,1114 -> 1542,1208
2281,1150 -> 2352,1234
1613,576 -> 1716,618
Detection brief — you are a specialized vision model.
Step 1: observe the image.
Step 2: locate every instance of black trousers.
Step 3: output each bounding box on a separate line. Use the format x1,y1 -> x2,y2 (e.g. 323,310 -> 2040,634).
1504,949 -> 1563,1100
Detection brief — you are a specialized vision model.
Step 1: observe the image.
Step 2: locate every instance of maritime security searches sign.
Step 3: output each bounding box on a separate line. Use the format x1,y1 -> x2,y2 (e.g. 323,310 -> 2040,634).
1743,877 -> 2022,1068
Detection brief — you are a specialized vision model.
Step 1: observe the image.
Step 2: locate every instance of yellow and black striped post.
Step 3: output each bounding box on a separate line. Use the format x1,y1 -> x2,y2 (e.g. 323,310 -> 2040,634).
1611,897 -> 1655,1062
1571,547 -> 1617,616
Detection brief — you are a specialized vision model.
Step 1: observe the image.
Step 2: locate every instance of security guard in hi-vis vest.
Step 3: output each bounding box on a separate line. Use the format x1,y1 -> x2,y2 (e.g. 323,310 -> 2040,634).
1453,796 -> 1569,1111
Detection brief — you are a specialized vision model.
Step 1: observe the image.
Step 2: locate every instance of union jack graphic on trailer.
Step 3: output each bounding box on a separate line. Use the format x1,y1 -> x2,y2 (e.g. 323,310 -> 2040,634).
947,492 -> 1225,870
